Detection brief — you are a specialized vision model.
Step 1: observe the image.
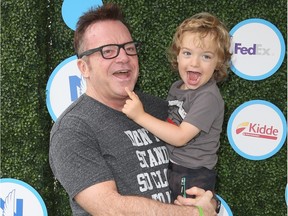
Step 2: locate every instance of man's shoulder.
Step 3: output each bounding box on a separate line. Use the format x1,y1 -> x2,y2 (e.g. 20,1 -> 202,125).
57,94 -> 87,118
52,94 -> 95,128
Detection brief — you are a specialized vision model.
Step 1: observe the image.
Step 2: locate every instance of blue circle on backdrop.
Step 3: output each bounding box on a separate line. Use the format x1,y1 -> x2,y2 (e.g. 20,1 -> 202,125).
216,195 -> 233,215
227,100 -> 287,160
0,178 -> 48,216
230,18 -> 285,81
62,0 -> 103,30
46,55 -> 82,121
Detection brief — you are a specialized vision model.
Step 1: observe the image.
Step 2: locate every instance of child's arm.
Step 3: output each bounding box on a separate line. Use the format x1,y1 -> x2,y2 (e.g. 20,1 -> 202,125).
122,88 -> 200,147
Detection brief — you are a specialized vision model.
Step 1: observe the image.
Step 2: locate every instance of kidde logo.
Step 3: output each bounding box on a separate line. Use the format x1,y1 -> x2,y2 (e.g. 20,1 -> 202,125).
236,122 -> 278,140
227,100 -> 286,160
234,43 -> 270,55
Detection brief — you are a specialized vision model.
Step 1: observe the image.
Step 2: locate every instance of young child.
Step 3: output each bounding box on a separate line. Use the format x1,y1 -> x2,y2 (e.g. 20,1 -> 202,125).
122,12 -> 231,203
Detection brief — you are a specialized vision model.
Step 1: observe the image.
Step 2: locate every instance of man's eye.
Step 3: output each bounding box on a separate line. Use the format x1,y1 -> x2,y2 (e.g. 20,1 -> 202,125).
103,49 -> 113,54
126,46 -> 136,52
102,47 -> 117,57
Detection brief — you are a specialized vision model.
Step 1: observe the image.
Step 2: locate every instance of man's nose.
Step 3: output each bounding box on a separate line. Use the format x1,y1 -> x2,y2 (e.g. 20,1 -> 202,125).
116,47 -> 129,62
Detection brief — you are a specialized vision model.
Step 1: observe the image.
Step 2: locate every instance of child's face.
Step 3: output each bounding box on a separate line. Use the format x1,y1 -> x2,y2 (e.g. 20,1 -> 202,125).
177,32 -> 219,90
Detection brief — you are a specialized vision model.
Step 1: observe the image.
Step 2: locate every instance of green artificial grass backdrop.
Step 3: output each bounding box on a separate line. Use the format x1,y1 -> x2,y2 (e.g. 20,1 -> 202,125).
1,0 -> 286,215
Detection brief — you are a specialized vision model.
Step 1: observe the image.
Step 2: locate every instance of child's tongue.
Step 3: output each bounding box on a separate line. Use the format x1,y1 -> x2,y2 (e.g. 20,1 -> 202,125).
188,72 -> 200,85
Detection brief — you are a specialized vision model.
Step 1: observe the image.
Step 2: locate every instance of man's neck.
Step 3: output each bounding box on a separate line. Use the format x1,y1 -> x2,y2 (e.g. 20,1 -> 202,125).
86,91 -> 127,112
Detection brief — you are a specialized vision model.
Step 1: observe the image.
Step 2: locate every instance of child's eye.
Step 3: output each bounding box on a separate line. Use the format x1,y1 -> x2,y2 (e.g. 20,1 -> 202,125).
182,51 -> 191,56
202,54 -> 212,61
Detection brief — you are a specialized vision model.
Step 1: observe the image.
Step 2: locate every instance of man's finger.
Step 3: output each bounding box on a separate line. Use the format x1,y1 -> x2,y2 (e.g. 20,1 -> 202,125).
176,195 -> 197,206
186,187 -> 206,197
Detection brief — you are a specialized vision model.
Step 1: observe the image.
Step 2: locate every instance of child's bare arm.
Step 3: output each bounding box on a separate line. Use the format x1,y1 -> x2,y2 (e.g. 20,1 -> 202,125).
122,88 -> 200,146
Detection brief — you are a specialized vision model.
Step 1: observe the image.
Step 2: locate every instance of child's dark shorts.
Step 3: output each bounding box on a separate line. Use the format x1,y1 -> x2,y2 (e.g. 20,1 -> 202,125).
168,162 -> 217,202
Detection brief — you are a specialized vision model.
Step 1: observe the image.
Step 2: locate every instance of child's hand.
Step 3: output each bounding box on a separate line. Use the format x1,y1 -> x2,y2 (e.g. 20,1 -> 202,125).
122,87 -> 145,120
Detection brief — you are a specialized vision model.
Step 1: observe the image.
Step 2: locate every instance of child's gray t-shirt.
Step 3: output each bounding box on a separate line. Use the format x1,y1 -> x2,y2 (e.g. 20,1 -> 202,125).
166,79 -> 224,170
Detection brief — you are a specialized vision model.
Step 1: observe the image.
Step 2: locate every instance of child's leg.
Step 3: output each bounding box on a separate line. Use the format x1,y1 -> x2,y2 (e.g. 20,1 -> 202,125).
184,166 -> 217,192
168,162 -> 217,202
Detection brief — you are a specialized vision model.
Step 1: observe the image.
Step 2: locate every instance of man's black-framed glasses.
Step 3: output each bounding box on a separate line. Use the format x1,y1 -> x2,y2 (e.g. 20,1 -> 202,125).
78,41 -> 141,59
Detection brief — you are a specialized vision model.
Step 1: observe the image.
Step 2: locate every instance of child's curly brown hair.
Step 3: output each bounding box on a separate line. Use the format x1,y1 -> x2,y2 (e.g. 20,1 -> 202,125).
167,12 -> 232,82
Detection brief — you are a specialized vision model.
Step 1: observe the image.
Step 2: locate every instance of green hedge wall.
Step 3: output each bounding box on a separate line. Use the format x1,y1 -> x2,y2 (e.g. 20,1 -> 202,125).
1,0 -> 56,213
1,0 -> 286,215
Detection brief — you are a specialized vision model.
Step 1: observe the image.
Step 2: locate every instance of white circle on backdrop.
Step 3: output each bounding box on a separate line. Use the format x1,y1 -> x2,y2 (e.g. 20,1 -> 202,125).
216,195 -> 233,216
227,100 -> 286,160
0,178 -> 47,216
230,18 -> 285,80
46,56 -> 86,121
62,0 -> 103,30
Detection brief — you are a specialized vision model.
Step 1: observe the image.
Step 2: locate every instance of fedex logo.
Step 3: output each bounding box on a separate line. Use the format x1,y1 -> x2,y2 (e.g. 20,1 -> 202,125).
236,122 -> 278,140
234,43 -> 270,55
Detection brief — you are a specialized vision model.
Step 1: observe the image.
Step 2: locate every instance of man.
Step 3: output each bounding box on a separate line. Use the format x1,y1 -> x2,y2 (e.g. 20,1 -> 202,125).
49,3 -> 217,215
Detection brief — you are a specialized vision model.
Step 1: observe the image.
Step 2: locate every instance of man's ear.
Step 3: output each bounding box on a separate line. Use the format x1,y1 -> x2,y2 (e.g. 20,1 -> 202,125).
77,59 -> 89,78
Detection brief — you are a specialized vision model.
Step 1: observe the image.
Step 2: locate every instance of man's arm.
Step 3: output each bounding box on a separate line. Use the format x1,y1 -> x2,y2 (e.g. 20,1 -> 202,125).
75,180 -> 216,216
122,88 -> 200,147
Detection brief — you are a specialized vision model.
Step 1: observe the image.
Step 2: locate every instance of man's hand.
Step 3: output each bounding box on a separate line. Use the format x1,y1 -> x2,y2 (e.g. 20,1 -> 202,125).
174,187 -> 217,216
122,87 -> 145,120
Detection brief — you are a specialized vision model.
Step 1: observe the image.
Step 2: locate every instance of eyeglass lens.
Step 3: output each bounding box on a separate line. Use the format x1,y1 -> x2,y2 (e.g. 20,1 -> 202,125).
78,41 -> 140,59
101,42 -> 139,59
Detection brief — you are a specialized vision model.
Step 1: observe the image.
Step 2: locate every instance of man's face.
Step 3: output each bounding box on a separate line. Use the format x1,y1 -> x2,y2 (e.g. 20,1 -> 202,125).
78,20 -> 139,107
